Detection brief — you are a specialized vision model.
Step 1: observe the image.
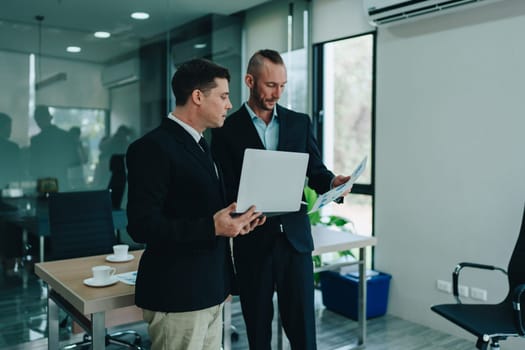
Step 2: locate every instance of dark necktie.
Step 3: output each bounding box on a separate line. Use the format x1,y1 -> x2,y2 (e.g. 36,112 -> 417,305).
198,137 -> 214,168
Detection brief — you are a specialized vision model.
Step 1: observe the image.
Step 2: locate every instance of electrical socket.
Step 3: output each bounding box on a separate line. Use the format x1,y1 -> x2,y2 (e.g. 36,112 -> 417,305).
436,280 -> 452,293
471,287 -> 487,301
458,285 -> 469,298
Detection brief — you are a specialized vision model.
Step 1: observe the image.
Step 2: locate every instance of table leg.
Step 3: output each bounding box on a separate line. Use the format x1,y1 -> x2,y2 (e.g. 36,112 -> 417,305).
223,299 -> 231,350
39,236 -> 44,262
358,247 -> 367,346
47,288 -> 60,350
91,311 -> 106,350
332,247 -> 367,350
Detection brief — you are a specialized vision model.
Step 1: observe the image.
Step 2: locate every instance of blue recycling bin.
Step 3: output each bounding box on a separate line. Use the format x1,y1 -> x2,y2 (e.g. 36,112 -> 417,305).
320,270 -> 391,320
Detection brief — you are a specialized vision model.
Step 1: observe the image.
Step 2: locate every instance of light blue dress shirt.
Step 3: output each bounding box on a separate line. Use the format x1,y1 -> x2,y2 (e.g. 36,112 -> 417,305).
244,103 -> 279,151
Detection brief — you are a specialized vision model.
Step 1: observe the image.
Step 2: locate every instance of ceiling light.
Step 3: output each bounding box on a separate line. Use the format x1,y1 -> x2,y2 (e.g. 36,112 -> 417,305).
94,31 -> 111,39
131,12 -> 150,20
66,46 -> 81,53
194,43 -> 207,49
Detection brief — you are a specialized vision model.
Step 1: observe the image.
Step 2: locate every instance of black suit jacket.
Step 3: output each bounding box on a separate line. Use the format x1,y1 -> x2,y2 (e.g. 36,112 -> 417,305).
126,118 -> 233,312
212,104 -> 334,253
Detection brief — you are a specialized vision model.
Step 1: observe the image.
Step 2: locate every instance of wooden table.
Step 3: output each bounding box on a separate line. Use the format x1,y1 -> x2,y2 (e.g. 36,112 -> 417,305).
35,227 -> 376,350
35,250 -> 142,350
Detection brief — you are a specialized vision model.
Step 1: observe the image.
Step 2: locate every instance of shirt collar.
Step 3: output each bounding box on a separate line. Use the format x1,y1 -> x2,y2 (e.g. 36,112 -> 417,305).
244,102 -> 278,123
167,113 -> 202,143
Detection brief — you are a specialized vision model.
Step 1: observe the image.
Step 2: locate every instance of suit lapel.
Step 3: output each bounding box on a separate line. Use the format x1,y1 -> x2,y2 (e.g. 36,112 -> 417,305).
234,107 -> 266,150
162,118 -> 218,179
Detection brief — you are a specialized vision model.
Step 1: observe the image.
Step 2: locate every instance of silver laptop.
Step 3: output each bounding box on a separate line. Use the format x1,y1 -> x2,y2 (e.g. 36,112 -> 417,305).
235,148 -> 309,216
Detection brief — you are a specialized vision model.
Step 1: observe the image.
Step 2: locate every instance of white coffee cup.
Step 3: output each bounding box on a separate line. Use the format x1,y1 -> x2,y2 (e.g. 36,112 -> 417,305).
92,265 -> 116,283
113,244 -> 129,259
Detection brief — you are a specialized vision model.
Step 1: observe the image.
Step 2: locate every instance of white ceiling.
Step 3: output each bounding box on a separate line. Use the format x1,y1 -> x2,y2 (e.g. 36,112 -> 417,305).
0,0 -> 271,63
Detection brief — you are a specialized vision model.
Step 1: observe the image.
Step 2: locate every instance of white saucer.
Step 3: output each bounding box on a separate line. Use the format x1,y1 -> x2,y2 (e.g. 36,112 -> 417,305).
105,254 -> 134,263
83,276 -> 119,287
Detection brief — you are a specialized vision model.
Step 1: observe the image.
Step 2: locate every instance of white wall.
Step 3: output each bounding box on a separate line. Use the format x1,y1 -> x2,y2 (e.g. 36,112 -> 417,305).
312,0 -> 373,43
312,0 -> 525,348
244,1 -> 288,58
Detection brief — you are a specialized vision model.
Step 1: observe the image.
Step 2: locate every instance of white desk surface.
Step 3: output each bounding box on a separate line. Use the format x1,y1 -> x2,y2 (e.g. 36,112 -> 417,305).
312,225 -> 377,255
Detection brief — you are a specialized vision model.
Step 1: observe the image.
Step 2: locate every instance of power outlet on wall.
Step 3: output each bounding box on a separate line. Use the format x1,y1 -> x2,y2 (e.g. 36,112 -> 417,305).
471,287 -> 487,301
436,280 -> 452,293
458,285 -> 469,298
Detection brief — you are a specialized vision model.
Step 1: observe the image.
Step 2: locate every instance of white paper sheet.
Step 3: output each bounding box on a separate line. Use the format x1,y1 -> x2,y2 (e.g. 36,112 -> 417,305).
308,156 -> 368,214
115,271 -> 137,285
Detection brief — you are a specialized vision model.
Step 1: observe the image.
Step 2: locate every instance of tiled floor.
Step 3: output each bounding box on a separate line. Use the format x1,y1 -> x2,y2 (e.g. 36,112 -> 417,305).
0,262 -> 475,350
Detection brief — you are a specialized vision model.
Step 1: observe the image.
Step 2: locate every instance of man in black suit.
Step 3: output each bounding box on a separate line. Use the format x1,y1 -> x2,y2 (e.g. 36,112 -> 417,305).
126,58 -> 265,350
212,49 -> 351,350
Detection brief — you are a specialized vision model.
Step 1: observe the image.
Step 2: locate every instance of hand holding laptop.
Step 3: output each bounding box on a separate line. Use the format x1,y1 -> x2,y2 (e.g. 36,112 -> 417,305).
214,202 -> 266,237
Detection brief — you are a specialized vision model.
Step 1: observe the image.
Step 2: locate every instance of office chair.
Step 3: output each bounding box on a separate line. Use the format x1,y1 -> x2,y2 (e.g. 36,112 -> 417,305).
47,190 -> 143,349
108,154 -> 127,210
431,205 -> 525,350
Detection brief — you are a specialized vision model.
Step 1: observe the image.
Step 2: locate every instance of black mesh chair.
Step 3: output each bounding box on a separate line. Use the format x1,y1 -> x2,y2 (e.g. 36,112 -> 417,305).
48,190 -> 117,260
47,190 -> 142,349
431,205 -> 525,350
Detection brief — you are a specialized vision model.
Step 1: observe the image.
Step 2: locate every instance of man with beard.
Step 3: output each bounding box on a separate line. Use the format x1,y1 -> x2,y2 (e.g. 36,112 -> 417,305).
211,49 -> 351,350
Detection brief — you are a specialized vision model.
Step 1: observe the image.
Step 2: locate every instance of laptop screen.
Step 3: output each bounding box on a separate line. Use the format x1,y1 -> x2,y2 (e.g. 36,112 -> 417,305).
235,148 -> 309,215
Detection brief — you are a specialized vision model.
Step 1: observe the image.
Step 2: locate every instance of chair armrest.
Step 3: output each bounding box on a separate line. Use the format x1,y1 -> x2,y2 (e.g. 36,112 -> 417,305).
452,262 -> 507,304
513,283 -> 525,335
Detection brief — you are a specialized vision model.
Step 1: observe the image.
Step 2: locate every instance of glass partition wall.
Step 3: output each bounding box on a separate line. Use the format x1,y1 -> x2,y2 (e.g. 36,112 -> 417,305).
0,13 -> 244,195
0,3 -> 248,347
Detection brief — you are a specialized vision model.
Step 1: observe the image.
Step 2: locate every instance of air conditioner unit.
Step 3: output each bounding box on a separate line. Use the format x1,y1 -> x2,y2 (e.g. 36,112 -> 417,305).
101,58 -> 140,88
364,0 -> 503,26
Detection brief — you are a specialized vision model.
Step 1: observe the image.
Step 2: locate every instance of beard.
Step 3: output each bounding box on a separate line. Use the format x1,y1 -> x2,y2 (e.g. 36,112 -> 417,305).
251,86 -> 276,112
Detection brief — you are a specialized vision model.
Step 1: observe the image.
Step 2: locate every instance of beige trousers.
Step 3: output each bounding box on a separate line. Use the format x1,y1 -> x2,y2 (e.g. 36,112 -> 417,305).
143,303 -> 224,350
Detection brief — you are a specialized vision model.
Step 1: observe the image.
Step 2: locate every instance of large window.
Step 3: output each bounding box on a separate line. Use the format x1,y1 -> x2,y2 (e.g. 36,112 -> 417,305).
48,107 -> 108,189
313,33 -> 375,239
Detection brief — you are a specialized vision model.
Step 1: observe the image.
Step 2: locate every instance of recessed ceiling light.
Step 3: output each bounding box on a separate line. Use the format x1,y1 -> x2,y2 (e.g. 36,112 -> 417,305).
66,46 -> 81,53
94,31 -> 111,39
194,43 -> 207,49
131,12 -> 150,20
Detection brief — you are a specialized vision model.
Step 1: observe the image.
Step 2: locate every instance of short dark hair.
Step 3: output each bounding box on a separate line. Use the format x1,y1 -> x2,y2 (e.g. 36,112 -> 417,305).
247,49 -> 285,75
171,58 -> 230,106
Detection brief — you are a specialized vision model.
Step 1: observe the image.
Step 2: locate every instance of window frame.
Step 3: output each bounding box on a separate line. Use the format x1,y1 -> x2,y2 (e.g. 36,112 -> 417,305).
312,31 -> 377,261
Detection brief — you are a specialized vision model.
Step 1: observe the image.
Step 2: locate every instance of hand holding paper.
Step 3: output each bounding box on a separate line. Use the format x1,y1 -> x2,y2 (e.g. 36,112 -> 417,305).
308,156 -> 368,214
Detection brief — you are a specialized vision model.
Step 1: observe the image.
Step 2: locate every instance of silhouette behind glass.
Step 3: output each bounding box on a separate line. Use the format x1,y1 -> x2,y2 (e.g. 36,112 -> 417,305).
29,106 -> 81,191
0,112 -> 21,189
93,125 -> 134,189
